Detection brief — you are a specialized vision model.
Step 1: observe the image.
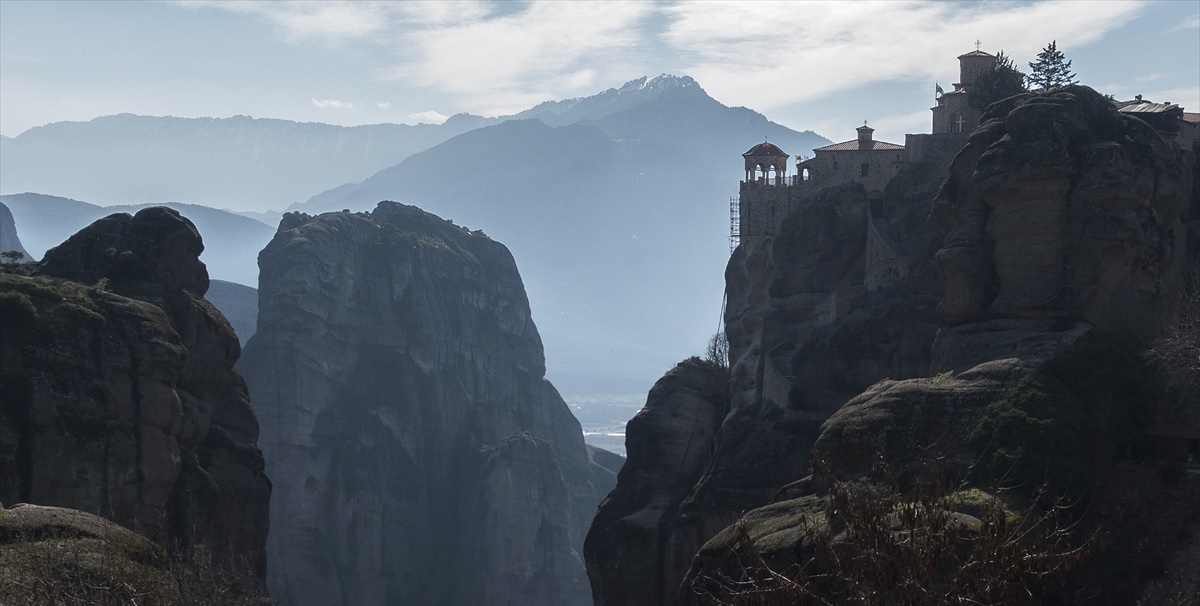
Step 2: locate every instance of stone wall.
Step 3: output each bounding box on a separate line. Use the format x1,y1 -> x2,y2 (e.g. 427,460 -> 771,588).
804,149 -> 905,194
737,183 -> 804,241
905,132 -> 969,164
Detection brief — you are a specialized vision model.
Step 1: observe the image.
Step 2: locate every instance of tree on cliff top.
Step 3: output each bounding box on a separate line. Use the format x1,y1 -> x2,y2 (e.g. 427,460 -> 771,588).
1027,41 -> 1077,89
968,51 -> 1028,111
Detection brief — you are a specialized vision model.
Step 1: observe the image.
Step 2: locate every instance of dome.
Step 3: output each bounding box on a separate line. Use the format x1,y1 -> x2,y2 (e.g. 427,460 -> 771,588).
743,142 -> 788,157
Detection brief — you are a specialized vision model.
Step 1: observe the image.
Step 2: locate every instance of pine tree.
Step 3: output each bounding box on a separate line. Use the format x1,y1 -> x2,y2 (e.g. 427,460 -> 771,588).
1027,40 -> 1077,89
968,50 -> 1028,111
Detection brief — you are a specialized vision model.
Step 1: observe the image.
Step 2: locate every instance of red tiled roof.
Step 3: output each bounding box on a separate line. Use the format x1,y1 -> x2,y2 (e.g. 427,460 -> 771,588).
1182,112 -> 1200,124
1118,102 -> 1182,115
743,142 -> 788,157
814,139 -> 905,152
958,50 -> 994,58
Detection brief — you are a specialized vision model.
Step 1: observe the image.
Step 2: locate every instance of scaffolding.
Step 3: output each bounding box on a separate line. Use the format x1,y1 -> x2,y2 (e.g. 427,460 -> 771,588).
729,195 -> 740,253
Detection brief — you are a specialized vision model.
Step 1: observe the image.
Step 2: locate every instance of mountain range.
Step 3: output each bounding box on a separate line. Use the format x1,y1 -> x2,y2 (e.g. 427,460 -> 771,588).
0,113 -> 488,212
0,74 -> 829,396
1,193 -> 274,287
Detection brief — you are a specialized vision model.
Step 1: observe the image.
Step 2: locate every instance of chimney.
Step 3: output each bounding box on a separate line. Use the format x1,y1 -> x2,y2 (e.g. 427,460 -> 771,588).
857,123 -> 874,145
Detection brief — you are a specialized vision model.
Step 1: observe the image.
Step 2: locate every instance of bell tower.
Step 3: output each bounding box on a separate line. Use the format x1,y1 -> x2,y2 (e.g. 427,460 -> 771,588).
742,142 -> 790,187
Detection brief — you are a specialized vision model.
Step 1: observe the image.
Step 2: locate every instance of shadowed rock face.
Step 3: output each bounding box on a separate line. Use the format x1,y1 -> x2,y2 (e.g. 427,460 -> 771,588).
239,201 -> 604,606
931,85 -> 1191,340
0,202 -> 29,259
586,86 -> 1198,605
585,166 -> 946,605
0,206 -> 271,577
713,87 -> 1194,604
812,84 -> 1194,492
584,358 -> 729,606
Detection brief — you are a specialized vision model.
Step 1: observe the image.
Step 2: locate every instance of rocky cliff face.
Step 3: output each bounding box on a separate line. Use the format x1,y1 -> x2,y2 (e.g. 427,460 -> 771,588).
586,86 -> 1199,604
0,207 -> 271,576
0,202 -> 29,259
239,201 -> 606,606
584,358 -> 729,606
587,150 -> 946,605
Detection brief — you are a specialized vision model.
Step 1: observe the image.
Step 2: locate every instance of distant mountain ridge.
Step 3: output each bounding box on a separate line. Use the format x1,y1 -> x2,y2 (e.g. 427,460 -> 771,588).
0,114 -> 482,211
1,193 -> 272,287
2,74 -> 830,395
292,76 -> 829,396
510,75 -> 707,126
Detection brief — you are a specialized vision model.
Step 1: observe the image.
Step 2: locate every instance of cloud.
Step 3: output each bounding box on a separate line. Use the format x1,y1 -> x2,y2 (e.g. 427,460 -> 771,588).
182,1 -> 654,116
384,2 -> 656,115
406,110 -> 448,124
1171,15 -> 1200,32
176,1 -> 416,43
312,98 -> 355,109
1143,86 -> 1200,111
181,1 -> 1148,120
662,0 -> 1144,112
377,102 -> 392,109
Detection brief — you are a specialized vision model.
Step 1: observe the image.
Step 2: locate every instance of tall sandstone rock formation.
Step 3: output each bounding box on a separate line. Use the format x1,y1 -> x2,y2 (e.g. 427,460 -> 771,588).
587,153 -> 946,606
239,202 -> 606,606
0,201 -> 29,259
0,207 -> 271,575
586,86 -> 1198,604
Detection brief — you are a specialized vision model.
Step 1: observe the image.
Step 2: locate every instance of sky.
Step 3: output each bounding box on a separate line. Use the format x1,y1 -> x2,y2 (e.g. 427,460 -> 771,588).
1,0 -> 1198,152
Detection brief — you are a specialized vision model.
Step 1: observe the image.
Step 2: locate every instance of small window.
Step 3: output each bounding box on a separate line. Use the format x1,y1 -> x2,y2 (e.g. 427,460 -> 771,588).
861,163 -> 870,177
833,160 -> 839,170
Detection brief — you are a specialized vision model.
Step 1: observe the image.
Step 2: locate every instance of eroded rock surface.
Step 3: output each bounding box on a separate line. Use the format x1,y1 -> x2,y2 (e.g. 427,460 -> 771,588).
0,207 -> 271,577
587,86 -> 1198,605
0,202 -> 28,259
584,358 -> 729,606
586,158 -> 946,605
239,202 -> 604,606
931,86 -> 1191,339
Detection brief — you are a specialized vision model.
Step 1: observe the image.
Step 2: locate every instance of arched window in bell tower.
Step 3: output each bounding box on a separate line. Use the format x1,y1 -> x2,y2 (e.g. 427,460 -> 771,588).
742,142 -> 790,187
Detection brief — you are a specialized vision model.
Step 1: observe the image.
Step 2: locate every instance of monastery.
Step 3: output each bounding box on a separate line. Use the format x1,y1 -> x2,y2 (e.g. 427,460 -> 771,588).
732,46 -> 1200,320
734,48 -> 993,248
734,46 -> 1200,270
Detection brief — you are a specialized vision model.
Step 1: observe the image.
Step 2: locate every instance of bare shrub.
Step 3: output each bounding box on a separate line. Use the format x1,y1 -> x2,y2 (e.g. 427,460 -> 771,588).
692,457 -> 1091,605
706,331 -> 729,369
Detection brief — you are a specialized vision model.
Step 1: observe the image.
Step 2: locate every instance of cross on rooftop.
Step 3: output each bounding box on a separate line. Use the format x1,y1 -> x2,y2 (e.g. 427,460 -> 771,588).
975,39 -> 981,51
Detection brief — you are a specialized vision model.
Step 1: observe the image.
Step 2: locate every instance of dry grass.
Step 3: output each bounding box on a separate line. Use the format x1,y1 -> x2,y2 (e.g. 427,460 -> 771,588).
0,504 -> 272,606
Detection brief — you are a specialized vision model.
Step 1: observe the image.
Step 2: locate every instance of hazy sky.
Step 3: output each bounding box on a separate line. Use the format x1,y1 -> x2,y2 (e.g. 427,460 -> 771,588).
2,0 -> 1197,148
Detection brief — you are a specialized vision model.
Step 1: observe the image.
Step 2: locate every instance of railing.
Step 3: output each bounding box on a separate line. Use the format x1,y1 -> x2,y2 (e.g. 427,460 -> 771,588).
739,175 -> 811,188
